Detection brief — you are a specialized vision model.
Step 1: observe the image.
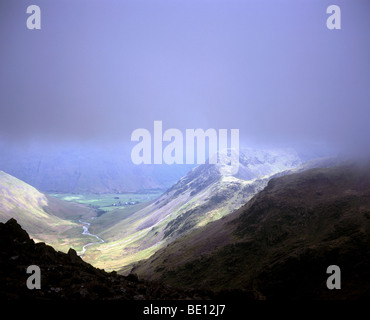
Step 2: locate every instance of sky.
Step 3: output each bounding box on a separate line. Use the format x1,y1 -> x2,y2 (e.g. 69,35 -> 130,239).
0,0 -> 369,157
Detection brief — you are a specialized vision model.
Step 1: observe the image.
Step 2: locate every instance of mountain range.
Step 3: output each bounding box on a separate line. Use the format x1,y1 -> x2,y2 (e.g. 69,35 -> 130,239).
131,161 -> 370,299
2,146 -> 369,300
82,148 -> 303,271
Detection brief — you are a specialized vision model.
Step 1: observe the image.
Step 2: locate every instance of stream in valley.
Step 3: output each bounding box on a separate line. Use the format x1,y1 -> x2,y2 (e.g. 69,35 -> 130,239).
77,220 -> 104,256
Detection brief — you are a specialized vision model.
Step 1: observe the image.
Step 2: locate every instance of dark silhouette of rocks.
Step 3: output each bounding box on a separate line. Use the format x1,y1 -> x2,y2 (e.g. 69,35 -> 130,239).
0,218 -> 225,300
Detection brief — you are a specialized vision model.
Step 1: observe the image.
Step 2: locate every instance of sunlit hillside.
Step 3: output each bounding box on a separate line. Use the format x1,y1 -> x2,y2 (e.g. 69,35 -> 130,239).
0,171 -> 96,252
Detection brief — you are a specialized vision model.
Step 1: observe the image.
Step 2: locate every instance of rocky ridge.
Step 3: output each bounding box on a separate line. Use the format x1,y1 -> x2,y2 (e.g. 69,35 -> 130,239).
0,218 -> 260,300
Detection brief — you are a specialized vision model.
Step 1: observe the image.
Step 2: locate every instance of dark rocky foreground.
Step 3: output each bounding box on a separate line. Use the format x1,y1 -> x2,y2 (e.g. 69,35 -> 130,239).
0,218 -> 260,301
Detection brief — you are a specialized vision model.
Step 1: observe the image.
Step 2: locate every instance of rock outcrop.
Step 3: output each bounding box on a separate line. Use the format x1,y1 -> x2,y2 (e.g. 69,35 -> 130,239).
0,218 -> 243,300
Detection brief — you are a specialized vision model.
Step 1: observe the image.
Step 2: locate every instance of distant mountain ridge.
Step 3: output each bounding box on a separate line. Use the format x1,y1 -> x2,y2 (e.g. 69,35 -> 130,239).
0,145 -> 194,193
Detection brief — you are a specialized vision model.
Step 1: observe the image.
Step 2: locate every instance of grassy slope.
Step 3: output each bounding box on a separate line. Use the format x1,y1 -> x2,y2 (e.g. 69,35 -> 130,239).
131,163 -> 370,299
83,169 -> 268,271
0,171 -> 96,252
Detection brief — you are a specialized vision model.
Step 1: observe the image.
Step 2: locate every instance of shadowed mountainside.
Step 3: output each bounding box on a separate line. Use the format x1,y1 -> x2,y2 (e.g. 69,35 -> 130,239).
132,161 -> 370,300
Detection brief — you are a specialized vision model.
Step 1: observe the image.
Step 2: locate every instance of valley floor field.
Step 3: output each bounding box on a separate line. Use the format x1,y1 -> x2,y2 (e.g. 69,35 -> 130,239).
47,191 -> 164,262
49,191 -> 163,214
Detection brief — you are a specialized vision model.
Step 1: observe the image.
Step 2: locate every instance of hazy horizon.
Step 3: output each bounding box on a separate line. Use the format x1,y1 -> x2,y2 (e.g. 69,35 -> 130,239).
1,0 -> 369,158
